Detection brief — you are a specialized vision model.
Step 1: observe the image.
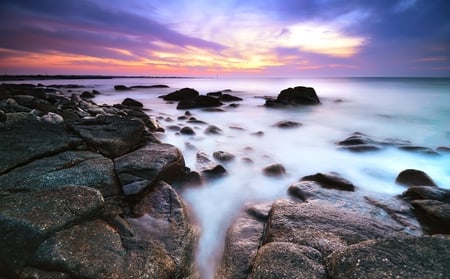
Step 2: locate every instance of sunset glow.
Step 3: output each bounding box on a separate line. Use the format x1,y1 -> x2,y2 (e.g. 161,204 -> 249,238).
0,0 -> 449,76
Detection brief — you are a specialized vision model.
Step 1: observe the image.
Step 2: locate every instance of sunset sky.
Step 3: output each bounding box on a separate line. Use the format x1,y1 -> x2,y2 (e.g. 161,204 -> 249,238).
0,0 -> 449,77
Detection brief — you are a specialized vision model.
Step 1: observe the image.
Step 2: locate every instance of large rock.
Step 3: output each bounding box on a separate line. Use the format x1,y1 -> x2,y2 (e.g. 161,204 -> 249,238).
0,186 -> 104,277
395,169 -> 437,187
159,88 -> 199,101
0,119 -> 83,174
325,236 -> 450,279
177,95 -> 223,109
114,143 -> 186,196
401,186 -> 450,203
68,115 -> 145,158
129,181 -> 197,278
249,242 -> 326,279
265,86 -> 320,107
300,172 -> 355,191
411,199 -> 450,234
0,150 -> 119,197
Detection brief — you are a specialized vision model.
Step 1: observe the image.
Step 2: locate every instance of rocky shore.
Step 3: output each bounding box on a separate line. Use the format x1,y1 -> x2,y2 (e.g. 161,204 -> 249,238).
1,83 -> 449,278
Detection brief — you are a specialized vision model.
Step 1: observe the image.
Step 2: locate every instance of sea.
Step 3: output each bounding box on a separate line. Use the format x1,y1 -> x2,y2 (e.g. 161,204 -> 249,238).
14,77 -> 450,277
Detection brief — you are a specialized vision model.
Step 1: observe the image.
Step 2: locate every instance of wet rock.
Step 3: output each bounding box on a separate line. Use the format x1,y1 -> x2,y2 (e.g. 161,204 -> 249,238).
220,93 -> 243,102
68,115 -> 145,158
0,119 -> 83,174
395,169 -> 437,187
437,146 -> 450,153
80,91 -> 95,99
249,243 -> 326,279
0,186 -> 103,277
130,84 -> 169,89
0,150 -> 120,197
114,143 -> 186,194
0,109 -> 5,122
41,112 -> 64,124
272,120 -> 302,128
177,95 -> 223,109
262,163 -> 286,177
204,125 -> 223,135
130,181 -> 197,277
180,126 -> 196,135
196,151 -> 227,179
325,236 -> 450,279
397,145 -> 439,155
114,85 -> 131,91
300,172 -> 355,191
160,88 -> 199,101
401,186 -> 450,203
187,119 -> 208,125
411,199 -> 450,234
265,86 -> 320,107
251,131 -> 264,137
122,97 -> 143,108
335,132 -> 381,152
213,151 -> 236,162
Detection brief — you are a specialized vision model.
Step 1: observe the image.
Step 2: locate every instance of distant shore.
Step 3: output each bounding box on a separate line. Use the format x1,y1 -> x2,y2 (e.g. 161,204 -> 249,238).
0,75 -> 200,81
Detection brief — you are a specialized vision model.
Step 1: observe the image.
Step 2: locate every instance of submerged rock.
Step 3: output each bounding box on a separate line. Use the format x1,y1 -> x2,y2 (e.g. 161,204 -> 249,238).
272,120 -> 302,128
196,151 -> 227,179
262,163 -> 286,177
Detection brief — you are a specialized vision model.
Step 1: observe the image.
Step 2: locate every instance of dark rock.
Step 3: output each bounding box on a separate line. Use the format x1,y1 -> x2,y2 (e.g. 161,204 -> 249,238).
204,125 -> 223,135
180,126 -> 195,135
401,186 -> 450,203
187,119 -> 208,125
411,199 -> 450,234
398,145 -> 439,155
196,151 -> 227,179
206,91 -> 223,98
130,84 -> 169,89
213,151 -> 235,162
0,109 -> 6,122
114,143 -> 186,194
249,243 -> 326,279
437,146 -> 450,153
29,219 -> 125,279
177,95 -> 223,109
262,163 -> 286,177
335,132 -> 381,152
251,131 -> 264,137
220,94 -> 243,102
121,97 -> 143,108
0,150 -> 120,197
265,86 -> 320,107
0,186 -> 103,277
0,119 -> 83,174
300,172 -> 355,191
68,115 -> 145,158
130,181 -> 197,277
167,125 -> 181,131
80,91 -> 95,99
272,120 -> 302,128
325,236 -> 450,279
122,180 -> 152,196
114,85 -> 131,91
395,169 -> 437,187
92,89 -> 101,95
160,88 -> 199,101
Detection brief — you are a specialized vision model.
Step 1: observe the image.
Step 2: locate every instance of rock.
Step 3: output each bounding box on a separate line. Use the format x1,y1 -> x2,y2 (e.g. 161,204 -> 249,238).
300,172 -> 355,191
114,143 -> 186,194
217,203 -> 268,279
114,85 -> 131,91
220,94 -> 243,102
272,120 -> 302,128
204,125 -> 223,135
130,181 -> 196,277
0,119 -> 83,174
160,88 -> 199,101
180,126 -> 196,135
249,243 -> 326,279
0,109 -> 5,122
196,151 -> 227,179
130,84 -> 169,89
0,186 -> 104,277
80,91 -> 95,99
213,151 -> 235,162
68,115 -> 145,158
325,236 -> 450,279
262,163 -> 286,177
121,97 -> 143,108
401,186 -> 450,203
177,95 -> 223,109
411,199 -> 450,234
29,220 -> 125,279
437,146 -> 450,153
41,112 -> 64,124
251,131 -> 264,137
265,86 -> 320,107
395,169 -> 437,187
335,132 -> 381,152
0,150 -> 120,197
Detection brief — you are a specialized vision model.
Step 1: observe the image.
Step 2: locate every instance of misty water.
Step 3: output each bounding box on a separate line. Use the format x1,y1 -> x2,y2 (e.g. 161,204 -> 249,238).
26,77 -> 450,278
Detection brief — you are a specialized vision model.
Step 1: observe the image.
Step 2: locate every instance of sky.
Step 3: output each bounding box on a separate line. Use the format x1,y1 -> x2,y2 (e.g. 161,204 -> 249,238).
0,0 -> 449,77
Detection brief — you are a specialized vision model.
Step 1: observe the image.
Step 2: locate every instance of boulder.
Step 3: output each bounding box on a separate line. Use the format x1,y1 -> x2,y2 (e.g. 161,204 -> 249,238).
114,143 -> 186,195
80,91 -> 95,99
411,199 -> 450,234
130,84 -> 169,89
265,86 -> 320,107
160,88 -> 199,101
204,125 -> 223,135
196,151 -> 227,179
130,181 -> 197,277
213,151 -> 235,162
180,126 -> 196,135
249,243 -> 326,279
272,120 -> 302,128
121,97 -> 143,108
114,85 -> 131,91
262,163 -> 286,177
0,150 -> 120,197
0,119 -> 83,174
68,115 -> 145,158
220,93 -> 243,102
325,236 -> 450,279
395,169 -> 437,187
401,186 -> 450,203
335,132 -> 381,152
300,172 -> 355,191
177,95 -> 223,109
0,186 -> 104,277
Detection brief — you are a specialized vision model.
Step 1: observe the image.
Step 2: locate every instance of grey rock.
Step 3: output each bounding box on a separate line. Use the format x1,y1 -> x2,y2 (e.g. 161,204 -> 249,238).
262,163 -> 286,177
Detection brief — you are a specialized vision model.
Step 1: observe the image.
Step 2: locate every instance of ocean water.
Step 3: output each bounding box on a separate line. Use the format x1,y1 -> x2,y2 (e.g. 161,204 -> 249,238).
22,77 -> 450,278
